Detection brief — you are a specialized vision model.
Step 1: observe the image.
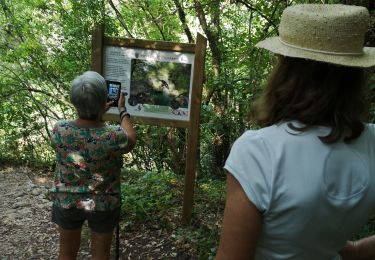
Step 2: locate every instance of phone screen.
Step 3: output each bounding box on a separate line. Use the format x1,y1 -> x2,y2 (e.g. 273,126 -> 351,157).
106,81 -> 121,107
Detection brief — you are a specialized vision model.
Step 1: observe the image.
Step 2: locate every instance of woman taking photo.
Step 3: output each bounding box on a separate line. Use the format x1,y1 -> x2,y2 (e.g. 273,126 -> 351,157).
50,71 -> 136,259
217,4 -> 375,260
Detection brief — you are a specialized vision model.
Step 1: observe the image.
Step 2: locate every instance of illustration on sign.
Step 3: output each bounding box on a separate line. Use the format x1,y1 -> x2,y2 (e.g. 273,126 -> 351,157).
104,46 -> 195,121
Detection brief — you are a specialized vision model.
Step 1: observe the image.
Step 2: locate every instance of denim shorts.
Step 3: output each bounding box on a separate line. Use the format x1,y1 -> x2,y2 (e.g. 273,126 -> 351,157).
52,205 -> 120,233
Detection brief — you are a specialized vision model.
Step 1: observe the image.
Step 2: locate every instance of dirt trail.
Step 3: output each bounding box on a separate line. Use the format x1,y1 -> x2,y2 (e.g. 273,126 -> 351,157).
0,166 -> 194,259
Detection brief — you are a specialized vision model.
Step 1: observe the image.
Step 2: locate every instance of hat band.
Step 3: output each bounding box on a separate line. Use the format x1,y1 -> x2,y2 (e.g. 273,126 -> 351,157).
279,38 -> 363,56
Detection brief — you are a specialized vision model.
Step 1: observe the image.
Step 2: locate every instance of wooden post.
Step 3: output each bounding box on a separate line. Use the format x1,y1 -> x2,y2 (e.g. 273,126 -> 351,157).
181,33 -> 207,225
91,24 -> 104,73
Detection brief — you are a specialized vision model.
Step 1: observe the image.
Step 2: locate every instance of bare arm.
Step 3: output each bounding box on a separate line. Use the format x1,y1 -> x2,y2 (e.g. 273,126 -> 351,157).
118,92 -> 136,153
340,235 -> 375,260
120,114 -> 136,153
216,172 -> 262,260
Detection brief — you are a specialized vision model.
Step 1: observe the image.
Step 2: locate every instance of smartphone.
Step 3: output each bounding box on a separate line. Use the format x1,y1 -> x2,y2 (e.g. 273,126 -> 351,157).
106,80 -> 121,107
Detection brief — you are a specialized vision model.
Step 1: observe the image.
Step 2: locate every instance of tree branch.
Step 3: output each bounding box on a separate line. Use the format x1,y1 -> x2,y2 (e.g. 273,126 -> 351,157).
194,0 -> 221,71
139,4 -> 166,40
173,0 -> 194,43
28,92 -> 52,140
194,0 -> 222,105
262,1 -> 282,34
235,0 -> 278,29
108,0 -> 134,38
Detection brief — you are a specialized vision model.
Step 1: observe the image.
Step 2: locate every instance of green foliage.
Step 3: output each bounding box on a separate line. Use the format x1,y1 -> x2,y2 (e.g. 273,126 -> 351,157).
3,0 -> 372,175
116,0 -> 184,41
368,73 -> 375,123
121,169 -> 182,226
0,0 -> 105,165
185,177 -> 225,258
354,215 -> 375,239
120,168 -> 225,258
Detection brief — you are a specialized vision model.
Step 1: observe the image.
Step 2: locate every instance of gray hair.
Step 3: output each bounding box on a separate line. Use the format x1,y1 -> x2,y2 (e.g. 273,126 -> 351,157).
70,71 -> 107,120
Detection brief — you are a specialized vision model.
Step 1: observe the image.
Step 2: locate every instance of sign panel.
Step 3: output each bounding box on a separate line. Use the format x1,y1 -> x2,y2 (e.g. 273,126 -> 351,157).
103,46 -> 195,121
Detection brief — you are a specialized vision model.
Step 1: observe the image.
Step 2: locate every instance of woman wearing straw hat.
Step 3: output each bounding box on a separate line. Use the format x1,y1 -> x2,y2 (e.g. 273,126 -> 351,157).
216,4 -> 375,260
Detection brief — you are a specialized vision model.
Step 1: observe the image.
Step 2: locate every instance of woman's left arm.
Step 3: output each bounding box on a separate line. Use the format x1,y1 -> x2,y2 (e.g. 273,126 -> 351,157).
216,172 -> 262,260
118,92 -> 136,153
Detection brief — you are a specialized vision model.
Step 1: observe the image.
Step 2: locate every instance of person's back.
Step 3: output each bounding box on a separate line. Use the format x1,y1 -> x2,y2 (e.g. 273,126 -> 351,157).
226,122 -> 375,259
51,120 -> 128,211
216,4 -> 375,260
50,71 -> 136,259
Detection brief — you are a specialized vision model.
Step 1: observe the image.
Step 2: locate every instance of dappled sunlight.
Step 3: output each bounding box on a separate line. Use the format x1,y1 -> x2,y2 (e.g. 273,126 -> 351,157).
35,176 -> 48,184
78,199 -> 96,211
199,182 -> 225,194
0,166 -> 16,174
199,183 -> 212,191
67,152 -> 84,163
67,152 -> 87,170
167,179 -> 179,188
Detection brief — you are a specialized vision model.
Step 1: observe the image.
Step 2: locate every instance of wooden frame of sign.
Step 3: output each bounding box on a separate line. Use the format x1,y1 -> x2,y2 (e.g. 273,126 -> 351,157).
91,25 -> 207,224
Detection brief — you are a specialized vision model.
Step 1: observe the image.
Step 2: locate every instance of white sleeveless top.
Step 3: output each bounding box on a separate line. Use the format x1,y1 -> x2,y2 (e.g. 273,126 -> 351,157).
224,122 -> 375,260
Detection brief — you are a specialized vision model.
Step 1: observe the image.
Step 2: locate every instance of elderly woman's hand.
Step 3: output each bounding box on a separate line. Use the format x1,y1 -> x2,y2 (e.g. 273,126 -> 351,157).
105,101 -> 114,112
118,92 -> 125,112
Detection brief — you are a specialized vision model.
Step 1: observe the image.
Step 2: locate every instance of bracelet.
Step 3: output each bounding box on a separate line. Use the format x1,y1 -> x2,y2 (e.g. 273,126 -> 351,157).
119,110 -> 127,118
120,112 -> 130,121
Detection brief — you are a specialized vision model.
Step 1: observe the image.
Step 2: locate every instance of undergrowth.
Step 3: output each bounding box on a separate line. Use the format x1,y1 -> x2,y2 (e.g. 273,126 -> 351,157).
120,169 -> 225,259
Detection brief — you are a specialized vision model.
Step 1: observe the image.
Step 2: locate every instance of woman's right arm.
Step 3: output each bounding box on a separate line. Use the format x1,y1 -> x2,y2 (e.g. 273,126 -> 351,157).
340,235 -> 375,260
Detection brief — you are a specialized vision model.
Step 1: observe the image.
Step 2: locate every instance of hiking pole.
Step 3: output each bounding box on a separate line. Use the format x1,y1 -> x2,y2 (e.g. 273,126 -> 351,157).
115,188 -> 122,260
115,223 -> 120,260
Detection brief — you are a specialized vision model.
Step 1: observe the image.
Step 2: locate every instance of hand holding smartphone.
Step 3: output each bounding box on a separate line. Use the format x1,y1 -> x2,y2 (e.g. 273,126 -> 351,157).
106,80 -> 121,107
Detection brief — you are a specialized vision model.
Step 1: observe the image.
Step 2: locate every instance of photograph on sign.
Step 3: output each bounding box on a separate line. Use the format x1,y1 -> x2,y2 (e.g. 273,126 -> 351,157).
104,46 -> 195,121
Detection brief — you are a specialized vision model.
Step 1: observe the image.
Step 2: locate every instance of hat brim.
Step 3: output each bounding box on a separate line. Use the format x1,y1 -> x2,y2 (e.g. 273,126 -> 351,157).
256,37 -> 375,68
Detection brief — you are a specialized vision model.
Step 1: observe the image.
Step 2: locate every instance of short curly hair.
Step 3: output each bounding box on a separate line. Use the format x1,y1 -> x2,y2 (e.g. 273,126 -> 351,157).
70,71 -> 107,120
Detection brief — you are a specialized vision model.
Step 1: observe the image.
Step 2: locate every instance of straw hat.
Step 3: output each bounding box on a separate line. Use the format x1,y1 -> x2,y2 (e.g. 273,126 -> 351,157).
256,4 -> 375,68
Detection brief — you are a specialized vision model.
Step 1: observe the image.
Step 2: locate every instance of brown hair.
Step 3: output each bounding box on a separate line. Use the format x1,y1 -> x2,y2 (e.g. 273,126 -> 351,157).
251,56 -> 369,143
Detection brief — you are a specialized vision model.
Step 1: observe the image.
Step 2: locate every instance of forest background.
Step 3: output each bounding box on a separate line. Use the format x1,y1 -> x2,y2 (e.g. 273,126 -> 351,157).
1,0 -> 375,258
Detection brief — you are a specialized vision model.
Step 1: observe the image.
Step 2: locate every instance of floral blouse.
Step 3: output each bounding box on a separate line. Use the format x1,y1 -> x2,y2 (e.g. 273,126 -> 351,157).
50,120 -> 128,211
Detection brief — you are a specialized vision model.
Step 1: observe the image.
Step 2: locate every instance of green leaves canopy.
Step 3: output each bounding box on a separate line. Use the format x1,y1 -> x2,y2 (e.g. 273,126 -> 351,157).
2,0 -> 371,176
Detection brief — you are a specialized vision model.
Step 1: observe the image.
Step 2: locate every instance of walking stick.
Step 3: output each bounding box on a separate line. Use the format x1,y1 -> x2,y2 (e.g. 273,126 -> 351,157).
115,223 -> 120,260
115,189 -> 121,260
